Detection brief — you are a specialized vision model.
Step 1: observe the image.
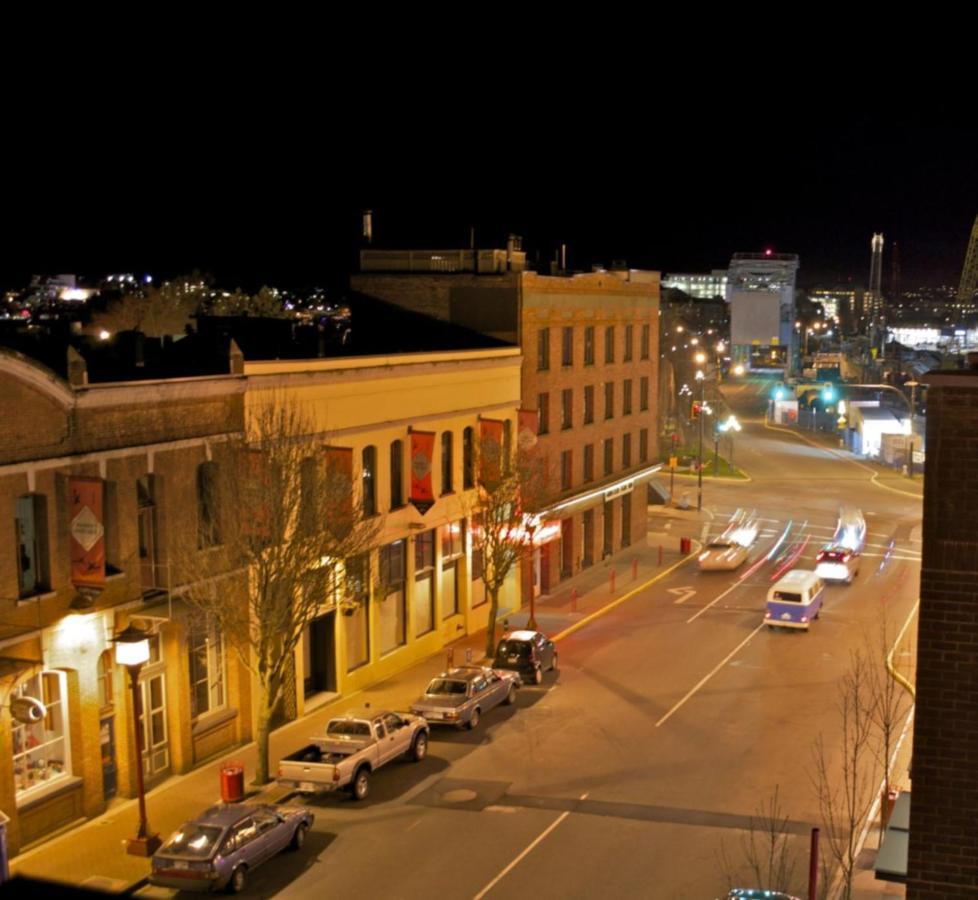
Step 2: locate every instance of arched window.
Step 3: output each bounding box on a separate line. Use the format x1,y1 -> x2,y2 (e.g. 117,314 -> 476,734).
463,427 -> 474,489
362,446 -> 377,517
441,431 -> 453,494
390,440 -> 404,509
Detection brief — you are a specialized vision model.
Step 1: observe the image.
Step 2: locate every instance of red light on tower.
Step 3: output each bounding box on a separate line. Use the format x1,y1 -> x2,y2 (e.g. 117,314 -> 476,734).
764,248 -> 773,257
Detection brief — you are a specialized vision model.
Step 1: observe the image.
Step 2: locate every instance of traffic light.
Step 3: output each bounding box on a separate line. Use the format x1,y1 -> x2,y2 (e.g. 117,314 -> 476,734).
822,384 -> 836,402
692,402 -> 701,419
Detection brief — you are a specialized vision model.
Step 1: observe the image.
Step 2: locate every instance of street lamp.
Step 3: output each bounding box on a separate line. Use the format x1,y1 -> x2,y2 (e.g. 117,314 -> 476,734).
717,415 -> 742,472
905,381 -> 919,478
525,518 -> 539,629
114,623 -> 161,857
695,370 -> 705,511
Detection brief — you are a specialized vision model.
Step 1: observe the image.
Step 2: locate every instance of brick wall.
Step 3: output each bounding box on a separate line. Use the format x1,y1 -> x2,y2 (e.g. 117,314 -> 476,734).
908,375 -> 978,898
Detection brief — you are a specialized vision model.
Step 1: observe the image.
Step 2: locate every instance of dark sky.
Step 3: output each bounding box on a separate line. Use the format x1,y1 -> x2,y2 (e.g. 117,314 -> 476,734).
3,117 -> 975,294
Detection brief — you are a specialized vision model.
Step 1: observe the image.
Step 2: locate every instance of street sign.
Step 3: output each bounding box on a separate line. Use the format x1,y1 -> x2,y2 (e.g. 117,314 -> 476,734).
669,456 -> 678,470
668,586 -> 696,605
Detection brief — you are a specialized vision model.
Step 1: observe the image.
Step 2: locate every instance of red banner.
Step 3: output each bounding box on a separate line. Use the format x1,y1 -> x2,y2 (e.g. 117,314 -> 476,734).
69,477 -> 105,588
480,418 -> 505,487
410,431 -> 436,514
517,409 -> 539,452
325,446 -> 354,536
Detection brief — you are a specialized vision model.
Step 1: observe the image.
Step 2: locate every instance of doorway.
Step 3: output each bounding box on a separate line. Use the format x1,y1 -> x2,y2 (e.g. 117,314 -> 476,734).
303,613 -> 336,697
582,510 -> 594,568
603,500 -> 614,558
139,670 -> 169,783
100,716 -> 117,800
561,519 -> 574,577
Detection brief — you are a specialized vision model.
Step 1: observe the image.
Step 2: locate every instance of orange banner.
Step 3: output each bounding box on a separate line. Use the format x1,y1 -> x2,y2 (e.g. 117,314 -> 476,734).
69,477 -> 105,588
325,446 -> 354,536
410,431 -> 436,514
480,418 -> 505,487
517,409 -> 539,452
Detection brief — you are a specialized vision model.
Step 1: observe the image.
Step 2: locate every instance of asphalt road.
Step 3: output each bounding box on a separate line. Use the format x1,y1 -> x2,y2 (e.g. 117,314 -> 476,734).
169,378 -> 922,900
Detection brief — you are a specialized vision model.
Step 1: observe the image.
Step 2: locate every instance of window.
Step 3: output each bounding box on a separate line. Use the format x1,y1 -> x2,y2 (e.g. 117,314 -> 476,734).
345,554 -> 370,670
604,438 -> 614,476
442,521 -> 464,619
470,515 -> 486,608
561,389 -> 573,430
562,326 -> 573,366
604,326 -> 615,364
604,382 -> 614,420
414,530 -> 435,637
561,450 -> 573,491
379,541 -> 406,652
462,428 -> 475,489
584,326 -> 595,366
583,444 -> 594,482
441,432 -> 453,494
197,463 -> 221,548
624,324 -> 634,362
640,376 -> 649,411
298,457 -> 319,536
537,327 -> 550,371
623,433 -> 632,468
361,446 -> 377,517
97,650 -> 114,710
641,324 -> 650,360
538,393 -> 550,435
389,440 -> 404,508
640,428 -> 649,462
12,671 -> 70,800
623,379 -> 633,415
584,385 -> 594,425
15,494 -> 50,598
189,619 -> 226,719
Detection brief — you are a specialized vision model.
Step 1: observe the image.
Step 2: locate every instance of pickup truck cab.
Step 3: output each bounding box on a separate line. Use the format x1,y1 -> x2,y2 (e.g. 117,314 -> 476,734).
277,710 -> 429,801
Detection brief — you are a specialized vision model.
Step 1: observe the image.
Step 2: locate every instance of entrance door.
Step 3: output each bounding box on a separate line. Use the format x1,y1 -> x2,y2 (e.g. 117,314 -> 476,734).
100,716 -> 117,800
561,519 -> 574,577
531,548 -> 541,599
139,672 -> 169,781
303,614 -> 336,697
582,510 -> 594,568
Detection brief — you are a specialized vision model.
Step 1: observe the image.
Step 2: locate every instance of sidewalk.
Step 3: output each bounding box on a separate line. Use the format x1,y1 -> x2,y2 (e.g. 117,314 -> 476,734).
9,531 -> 698,895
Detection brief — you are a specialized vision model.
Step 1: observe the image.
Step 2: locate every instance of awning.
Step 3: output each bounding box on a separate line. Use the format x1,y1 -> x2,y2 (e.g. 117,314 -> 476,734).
875,791 -> 911,883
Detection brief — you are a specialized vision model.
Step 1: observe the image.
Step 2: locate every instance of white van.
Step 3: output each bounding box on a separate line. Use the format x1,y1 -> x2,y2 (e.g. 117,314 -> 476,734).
765,569 -> 825,630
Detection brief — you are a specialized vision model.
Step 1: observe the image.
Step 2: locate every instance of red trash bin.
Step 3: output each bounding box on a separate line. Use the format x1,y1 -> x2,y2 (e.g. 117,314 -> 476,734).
220,761 -> 245,803
680,537 -> 691,555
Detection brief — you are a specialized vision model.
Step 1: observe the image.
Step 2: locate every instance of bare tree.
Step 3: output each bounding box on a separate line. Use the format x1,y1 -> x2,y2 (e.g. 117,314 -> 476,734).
89,277 -> 205,337
811,649 -> 881,900
175,394 -> 380,784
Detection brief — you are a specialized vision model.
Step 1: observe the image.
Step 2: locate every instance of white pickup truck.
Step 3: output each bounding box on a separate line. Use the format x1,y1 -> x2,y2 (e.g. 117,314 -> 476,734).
276,709 -> 429,801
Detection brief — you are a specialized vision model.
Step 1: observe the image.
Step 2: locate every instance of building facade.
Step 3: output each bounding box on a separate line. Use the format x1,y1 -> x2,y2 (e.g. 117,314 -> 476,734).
726,252 -> 799,371
353,258 -> 661,595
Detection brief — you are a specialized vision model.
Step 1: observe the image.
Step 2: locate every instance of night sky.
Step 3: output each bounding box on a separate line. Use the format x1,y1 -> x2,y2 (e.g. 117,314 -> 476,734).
3,118 -> 975,295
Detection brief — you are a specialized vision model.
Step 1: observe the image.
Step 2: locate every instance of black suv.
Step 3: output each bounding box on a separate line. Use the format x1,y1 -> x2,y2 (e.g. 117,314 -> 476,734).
493,630 -> 558,684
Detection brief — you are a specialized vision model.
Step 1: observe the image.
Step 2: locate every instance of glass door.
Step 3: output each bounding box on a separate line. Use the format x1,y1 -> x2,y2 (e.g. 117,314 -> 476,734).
139,672 -> 169,780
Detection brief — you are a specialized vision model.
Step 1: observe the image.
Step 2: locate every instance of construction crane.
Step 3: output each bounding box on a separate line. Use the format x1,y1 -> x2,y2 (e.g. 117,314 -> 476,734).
957,214 -> 978,305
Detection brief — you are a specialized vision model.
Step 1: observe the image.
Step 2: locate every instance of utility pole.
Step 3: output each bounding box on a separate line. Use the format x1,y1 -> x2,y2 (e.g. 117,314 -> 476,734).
696,369 -> 705,511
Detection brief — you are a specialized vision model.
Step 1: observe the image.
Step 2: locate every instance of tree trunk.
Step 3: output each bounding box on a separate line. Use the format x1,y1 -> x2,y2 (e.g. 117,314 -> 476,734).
484,587 -> 499,659
254,682 -> 274,786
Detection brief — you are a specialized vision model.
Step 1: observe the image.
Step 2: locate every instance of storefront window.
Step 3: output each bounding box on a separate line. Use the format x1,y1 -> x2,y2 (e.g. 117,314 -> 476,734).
378,540 -> 406,653
12,671 -> 70,801
414,530 -> 435,636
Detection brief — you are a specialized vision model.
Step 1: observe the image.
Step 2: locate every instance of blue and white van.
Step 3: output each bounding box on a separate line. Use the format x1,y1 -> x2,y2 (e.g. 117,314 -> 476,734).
765,569 -> 825,630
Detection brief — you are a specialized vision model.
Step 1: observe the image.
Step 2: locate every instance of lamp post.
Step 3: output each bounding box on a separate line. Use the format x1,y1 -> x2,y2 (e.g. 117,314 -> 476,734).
905,380 -> 919,478
114,623 -> 161,857
525,518 -> 538,630
695,369 -> 705,511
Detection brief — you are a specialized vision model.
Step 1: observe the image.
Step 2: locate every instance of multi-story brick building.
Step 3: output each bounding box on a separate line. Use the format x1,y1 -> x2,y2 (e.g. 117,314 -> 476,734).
0,346 -> 251,854
353,253 -> 661,594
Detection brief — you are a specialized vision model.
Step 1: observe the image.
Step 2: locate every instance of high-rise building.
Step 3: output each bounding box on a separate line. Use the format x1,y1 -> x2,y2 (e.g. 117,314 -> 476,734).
726,252 -> 799,371
662,270 -> 728,300
867,233 -> 885,347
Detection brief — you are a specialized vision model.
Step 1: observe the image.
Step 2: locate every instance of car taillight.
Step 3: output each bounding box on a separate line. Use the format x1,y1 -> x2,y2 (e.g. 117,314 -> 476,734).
332,768 -> 340,782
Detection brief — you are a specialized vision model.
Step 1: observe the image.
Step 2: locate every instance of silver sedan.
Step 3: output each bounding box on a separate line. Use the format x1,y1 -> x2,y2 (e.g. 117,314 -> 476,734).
410,665 -> 520,730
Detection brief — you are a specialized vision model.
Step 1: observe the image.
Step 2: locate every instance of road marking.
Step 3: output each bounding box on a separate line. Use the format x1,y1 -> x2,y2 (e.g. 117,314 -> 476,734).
686,578 -> 746,623
472,792 -> 589,900
656,625 -> 765,727
668,586 -> 697,604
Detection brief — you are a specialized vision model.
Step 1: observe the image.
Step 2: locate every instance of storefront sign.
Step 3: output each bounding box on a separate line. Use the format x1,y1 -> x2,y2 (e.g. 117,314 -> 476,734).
409,431 -> 435,514
603,479 -> 634,502
11,695 -> 46,724
69,476 -> 105,588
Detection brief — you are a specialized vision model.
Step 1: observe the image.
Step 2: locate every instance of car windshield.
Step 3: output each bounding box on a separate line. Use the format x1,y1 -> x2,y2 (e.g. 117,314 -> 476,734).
497,641 -> 532,658
160,823 -> 224,858
708,540 -> 733,549
426,679 -> 467,695
327,720 -> 372,737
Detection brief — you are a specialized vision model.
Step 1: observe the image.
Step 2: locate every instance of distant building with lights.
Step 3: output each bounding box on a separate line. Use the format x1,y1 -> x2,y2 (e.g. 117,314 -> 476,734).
726,252 -> 799,371
662,271 -> 728,300
809,286 -> 865,335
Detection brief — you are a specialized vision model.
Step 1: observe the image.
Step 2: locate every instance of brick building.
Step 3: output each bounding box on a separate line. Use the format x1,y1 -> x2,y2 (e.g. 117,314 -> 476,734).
353,255 -> 661,594
907,359 -> 978,897
0,347 -> 251,854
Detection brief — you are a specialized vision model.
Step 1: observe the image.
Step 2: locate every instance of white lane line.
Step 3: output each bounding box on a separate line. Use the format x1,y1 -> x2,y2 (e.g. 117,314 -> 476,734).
656,625 -> 765,728
686,579 -> 744,624
472,792 -> 589,900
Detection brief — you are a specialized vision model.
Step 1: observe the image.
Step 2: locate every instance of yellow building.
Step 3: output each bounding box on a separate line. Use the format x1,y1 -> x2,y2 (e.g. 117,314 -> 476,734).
243,346 -> 523,715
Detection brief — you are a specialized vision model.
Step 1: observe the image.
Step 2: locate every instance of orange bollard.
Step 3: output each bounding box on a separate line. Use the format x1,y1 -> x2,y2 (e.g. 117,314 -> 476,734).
571,588 -> 578,611
632,558 -> 638,580
610,570 -> 616,595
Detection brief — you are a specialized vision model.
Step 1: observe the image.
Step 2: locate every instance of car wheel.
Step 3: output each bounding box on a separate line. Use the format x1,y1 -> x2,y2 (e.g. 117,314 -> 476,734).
227,865 -> 247,894
467,708 -> 481,730
550,652 -> 558,672
290,823 -> 307,851
351,767 -> 370,801
504,685 -> 516,705
533,666 -> 543,685
411,731 -> 428,762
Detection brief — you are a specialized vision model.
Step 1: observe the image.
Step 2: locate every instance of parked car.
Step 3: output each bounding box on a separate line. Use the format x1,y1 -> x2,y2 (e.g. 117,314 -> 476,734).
493,630 -> 558,684
277,709 -> 429,800
150,803 -> 314,894
410,665 -> 520,729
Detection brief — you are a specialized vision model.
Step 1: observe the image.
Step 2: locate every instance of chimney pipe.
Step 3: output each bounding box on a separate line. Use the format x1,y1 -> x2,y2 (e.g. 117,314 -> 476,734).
561,244 -> 567,272
362,210 -> 373,244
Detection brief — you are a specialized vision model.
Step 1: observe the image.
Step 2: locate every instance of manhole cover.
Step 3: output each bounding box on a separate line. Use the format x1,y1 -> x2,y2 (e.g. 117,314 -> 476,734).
441,788 -> 478,803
